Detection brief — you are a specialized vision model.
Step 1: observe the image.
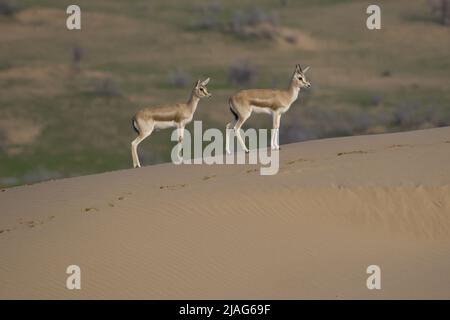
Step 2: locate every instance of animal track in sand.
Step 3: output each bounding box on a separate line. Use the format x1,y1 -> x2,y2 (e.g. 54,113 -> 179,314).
286,158 -> 312,165
159,183 -> 188,191
337,150 -> 369,156
202,175 -> 216,181
432,200 -> 444,209
117,192 -> 132,201
85,192 -> 133,212
19,216 -> 55,228
84,207 -> 99,213
1,216 -> 56,235
387,144 -> 411,149
279,158 -> 309,173
245,168 -> 259,174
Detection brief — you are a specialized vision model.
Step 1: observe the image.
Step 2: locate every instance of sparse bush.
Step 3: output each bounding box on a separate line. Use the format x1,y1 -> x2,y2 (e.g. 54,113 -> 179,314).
93,78 -> 122,97
420,104 -> 449,127
392,102 -> 423,128
245,8 -> 279,27
428,0 -> 450,25
230,8 -> 279,39
381,70 -> 392,77
228,60 -> 256,86
168,70 -> 191,88
72,46 -> 83,71
282,107 -> 377,144
0,128 -> 6,152
193,2 -> 281,40
390,102 -> 450,130
0,0 -> 22,16
193,0 -> 222,30
23,168 -> 62,185
369,95 -> 382,107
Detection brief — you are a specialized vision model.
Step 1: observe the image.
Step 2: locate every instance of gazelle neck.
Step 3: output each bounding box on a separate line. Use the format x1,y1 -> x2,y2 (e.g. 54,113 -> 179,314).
287,79 -> 300,102
187,90 -> 200,113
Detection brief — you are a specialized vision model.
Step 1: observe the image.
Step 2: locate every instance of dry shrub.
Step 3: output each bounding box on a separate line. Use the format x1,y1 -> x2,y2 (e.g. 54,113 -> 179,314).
428,0 -> 450,25
0,0 -> 21,16
168,70 -> 191,88
228,60 -> 256,86
93,78 -> 122,97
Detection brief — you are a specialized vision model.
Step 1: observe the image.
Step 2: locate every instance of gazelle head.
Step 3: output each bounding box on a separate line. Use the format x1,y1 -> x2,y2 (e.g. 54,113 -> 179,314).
194,78 -> 212,98
293,64 -> 311,89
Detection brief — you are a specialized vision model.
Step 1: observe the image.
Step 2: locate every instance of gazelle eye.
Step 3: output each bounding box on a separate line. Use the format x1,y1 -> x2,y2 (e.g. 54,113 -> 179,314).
200,88 -> 204,92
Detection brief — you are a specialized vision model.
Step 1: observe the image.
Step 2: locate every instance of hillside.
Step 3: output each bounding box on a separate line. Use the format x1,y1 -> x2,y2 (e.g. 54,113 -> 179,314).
1,126 -> 449,299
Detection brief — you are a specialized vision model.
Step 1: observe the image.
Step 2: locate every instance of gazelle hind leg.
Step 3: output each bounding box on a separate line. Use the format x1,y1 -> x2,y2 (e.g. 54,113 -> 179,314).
225,120 -> 236,155
272,113 -> 281,150
270,129 -> 277,150
131,126 -> 153,168
226,101 -> 239,155
234,115 -> 250,153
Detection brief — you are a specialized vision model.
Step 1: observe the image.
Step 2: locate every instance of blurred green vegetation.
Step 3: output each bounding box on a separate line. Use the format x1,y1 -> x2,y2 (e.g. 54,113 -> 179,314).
0,0 -> 449,187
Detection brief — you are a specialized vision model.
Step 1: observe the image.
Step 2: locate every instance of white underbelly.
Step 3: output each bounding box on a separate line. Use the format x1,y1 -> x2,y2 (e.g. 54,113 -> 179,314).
251,106 -> 272,115
154,121 -> 176,130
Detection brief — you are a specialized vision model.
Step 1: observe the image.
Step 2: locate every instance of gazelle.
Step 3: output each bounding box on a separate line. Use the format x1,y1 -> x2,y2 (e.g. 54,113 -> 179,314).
226,64 -> 311,153
131,78 -> 212,168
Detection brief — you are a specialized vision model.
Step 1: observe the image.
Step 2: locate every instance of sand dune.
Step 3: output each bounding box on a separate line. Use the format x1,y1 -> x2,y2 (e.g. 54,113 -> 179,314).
1,127 -> 450,299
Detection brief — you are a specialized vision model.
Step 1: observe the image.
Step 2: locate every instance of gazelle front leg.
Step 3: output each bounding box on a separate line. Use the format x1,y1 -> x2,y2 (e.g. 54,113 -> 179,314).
178,125 -> 185,143
271,113 -> 281,150
225,120 -> 236,155
176,124 -> 185,159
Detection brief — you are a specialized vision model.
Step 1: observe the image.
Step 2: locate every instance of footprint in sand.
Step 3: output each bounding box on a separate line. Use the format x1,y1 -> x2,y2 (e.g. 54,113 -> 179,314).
1,216 -> 56,236
387,144 -> 411,149
337,150 -> 369,156
9,215 -> 57,232
202,175 -> 216,181
245,168 -> 259,174
117,192 -> 132,201
23,220 -> 37,228
92,192 -> 133,210
159,184 -> 188,191
286,158 -> 312,166
83,207 -> 99,213
433,200 -> 444,209
277,158 -> 313,174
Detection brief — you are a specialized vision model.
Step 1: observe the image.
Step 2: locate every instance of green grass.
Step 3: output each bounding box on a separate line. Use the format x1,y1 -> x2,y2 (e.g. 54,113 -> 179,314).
0,0 -> 449,187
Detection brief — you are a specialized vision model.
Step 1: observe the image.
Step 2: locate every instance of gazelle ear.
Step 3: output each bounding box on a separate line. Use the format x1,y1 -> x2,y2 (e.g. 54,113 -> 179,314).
201,77 -> 210,86
195,79 -> 201,87
303,66 -> 310,73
